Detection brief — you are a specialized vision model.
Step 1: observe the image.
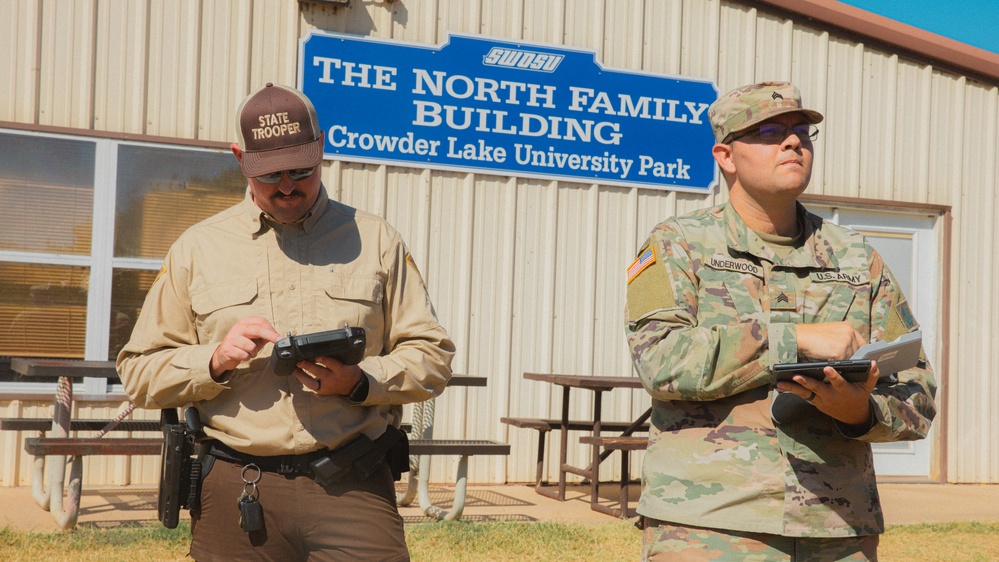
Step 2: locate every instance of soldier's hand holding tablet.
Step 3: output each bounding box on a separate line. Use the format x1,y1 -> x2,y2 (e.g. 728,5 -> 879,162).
775,359 -> 880,427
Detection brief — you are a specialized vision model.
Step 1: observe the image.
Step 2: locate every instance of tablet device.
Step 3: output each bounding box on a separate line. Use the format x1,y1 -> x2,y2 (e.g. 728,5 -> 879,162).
850,330 -> 922,375
772,359 -> 872,383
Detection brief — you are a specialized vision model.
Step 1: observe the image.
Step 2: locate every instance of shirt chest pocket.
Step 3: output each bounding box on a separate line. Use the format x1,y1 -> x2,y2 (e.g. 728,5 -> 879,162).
318,273 -> 384,338
802,274 -> 871,324
190,279 -> 260,342
697,269 -> 765,327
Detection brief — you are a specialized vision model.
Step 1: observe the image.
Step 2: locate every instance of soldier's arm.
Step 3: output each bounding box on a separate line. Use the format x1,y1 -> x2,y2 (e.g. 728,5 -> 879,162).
840,248 -> 937,442
625,224 -> 778,401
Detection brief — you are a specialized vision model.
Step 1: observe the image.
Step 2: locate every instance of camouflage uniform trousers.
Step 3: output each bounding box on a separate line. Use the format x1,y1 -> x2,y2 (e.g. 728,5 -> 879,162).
642,519 -> 879,562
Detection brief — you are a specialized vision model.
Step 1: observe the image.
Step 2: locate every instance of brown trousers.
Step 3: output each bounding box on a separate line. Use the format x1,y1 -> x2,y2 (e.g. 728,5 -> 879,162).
190,458 -> 409,562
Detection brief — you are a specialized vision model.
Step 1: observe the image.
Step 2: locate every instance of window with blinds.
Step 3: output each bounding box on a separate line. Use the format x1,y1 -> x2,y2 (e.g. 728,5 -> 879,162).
0,263 -> 90,358
0,133 -> 95,255
0,131 -> 245,386
0,134 -> 95,369
114,145 -> 247,259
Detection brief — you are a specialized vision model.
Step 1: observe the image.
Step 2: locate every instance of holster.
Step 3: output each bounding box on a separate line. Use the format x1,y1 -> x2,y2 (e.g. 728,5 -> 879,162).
309,425 -> 410,486
158,408 -> 205,529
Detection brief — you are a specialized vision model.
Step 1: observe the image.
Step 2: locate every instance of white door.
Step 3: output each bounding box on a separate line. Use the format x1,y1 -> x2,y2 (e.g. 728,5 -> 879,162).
809,205 -> 940,478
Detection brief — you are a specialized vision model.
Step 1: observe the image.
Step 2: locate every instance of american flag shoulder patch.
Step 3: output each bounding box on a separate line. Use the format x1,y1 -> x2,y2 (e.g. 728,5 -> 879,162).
627,247 -> 656,284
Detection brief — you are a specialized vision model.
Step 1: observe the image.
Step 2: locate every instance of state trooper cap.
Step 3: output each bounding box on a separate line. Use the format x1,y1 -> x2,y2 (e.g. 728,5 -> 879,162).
234,83 -> 325,177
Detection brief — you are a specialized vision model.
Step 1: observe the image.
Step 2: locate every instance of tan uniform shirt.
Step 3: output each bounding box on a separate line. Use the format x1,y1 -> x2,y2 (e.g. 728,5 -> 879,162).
117,186 -> 455,455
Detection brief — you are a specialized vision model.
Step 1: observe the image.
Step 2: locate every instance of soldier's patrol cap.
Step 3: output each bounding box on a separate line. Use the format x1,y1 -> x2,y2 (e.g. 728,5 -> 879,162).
708,81 -> 824,143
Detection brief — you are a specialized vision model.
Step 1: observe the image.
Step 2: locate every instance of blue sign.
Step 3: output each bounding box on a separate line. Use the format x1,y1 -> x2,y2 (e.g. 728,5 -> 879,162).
299,32 -> 718,192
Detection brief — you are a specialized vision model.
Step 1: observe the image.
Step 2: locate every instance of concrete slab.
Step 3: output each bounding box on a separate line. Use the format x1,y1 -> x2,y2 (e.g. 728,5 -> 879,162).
877,483 -> 999,525
1,482 -> 997,533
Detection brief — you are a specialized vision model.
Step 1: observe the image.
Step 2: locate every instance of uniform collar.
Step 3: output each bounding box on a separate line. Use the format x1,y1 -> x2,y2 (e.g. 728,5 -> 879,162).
723,202 -> 838,269
240,184 -> 330,235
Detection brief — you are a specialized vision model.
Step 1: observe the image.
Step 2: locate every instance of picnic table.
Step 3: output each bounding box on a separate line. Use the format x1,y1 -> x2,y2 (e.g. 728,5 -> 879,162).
7,358 -> 159,529
4,363 -> 508,527
504,373 -> 650,517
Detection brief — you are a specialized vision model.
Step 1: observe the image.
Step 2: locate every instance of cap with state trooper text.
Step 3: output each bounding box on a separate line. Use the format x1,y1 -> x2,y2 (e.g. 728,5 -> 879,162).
234,83 -> 325,177
708,81 -> 824,143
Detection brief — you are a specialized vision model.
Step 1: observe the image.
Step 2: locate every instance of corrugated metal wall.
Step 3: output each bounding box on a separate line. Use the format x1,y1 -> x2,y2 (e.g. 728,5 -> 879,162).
1,0 -> 996,485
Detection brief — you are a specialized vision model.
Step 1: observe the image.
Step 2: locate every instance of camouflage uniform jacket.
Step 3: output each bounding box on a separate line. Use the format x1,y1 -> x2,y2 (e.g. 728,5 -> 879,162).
624,202 -> 936,537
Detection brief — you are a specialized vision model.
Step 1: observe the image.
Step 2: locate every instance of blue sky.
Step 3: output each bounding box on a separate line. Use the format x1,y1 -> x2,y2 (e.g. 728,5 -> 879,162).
840,0 -> 999,55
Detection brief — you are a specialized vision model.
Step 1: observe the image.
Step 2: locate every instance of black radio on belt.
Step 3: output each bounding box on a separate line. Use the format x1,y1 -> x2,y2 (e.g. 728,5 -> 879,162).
270,325 -> 366,376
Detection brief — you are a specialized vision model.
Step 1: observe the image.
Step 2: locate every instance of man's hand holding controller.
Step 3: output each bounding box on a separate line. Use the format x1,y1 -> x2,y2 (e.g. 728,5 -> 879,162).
209,318 -> 367,398
271,326 -> 367,398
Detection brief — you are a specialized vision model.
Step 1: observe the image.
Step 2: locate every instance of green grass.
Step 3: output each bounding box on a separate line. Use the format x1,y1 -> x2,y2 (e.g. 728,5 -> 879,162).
878,522 -> 999,562
406,520 -> 640,561
1,520 -> 996,561
0,522 -> 191,562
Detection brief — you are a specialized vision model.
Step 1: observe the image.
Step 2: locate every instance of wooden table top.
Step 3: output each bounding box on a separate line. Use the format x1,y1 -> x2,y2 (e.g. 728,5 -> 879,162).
10,358 -> 119,379
448,375 -> 488,387
10,361 -> 489,387
523,372 -> 643,390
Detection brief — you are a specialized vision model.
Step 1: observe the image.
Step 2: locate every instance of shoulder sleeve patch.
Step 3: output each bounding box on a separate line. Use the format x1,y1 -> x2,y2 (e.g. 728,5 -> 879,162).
405,252 -> 426,287
626,244 -> 676,321
882,300 -> 918,341
884,298 -> 918,341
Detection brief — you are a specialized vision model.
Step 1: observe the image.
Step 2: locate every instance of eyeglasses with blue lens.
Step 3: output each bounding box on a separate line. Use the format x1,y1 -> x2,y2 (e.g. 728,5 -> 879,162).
254,166 -> 318,184
729,123 -> 819,143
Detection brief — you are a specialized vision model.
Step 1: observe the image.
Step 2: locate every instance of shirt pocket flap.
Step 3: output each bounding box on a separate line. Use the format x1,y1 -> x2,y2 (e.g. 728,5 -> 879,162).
191,279 -> 259,315
325,274 -> 383,304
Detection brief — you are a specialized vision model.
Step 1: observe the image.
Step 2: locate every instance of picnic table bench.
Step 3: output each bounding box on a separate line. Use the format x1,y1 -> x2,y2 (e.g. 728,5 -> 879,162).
397,375 -> 510,521
578,435 -> 649,517
0,418 -> 160,433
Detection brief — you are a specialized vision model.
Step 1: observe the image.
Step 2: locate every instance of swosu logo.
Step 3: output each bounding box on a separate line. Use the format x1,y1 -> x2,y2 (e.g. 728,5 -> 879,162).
482,47 -> 564,72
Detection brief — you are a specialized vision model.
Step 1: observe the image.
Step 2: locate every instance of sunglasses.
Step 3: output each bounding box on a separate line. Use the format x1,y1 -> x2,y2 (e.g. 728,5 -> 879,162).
729,123 -> 819,143
254,166 -> 318,184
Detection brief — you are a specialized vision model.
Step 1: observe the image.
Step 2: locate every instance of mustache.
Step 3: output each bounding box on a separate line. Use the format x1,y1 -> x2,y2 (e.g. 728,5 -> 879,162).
271,190 -> 304,199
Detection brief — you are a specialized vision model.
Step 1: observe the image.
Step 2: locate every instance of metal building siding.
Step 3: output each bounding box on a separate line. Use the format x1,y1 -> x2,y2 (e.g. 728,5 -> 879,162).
2,0 -> 998,486
38,0 -> 96,129
94,0 -> 148,134
0,0 -> 42,123
891,61 -> 933,203
198,0 -> 252,142
642,0 -> 682,75
857,50 -> 898,200
927,72 -> 966,202
247,0 -> 301,89
953,80 -> 999,484
145,0 -> 202,139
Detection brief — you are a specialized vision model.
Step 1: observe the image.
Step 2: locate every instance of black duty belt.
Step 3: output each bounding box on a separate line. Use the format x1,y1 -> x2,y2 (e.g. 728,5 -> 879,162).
206,441 -> 329,476
204,425 -> 409,485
